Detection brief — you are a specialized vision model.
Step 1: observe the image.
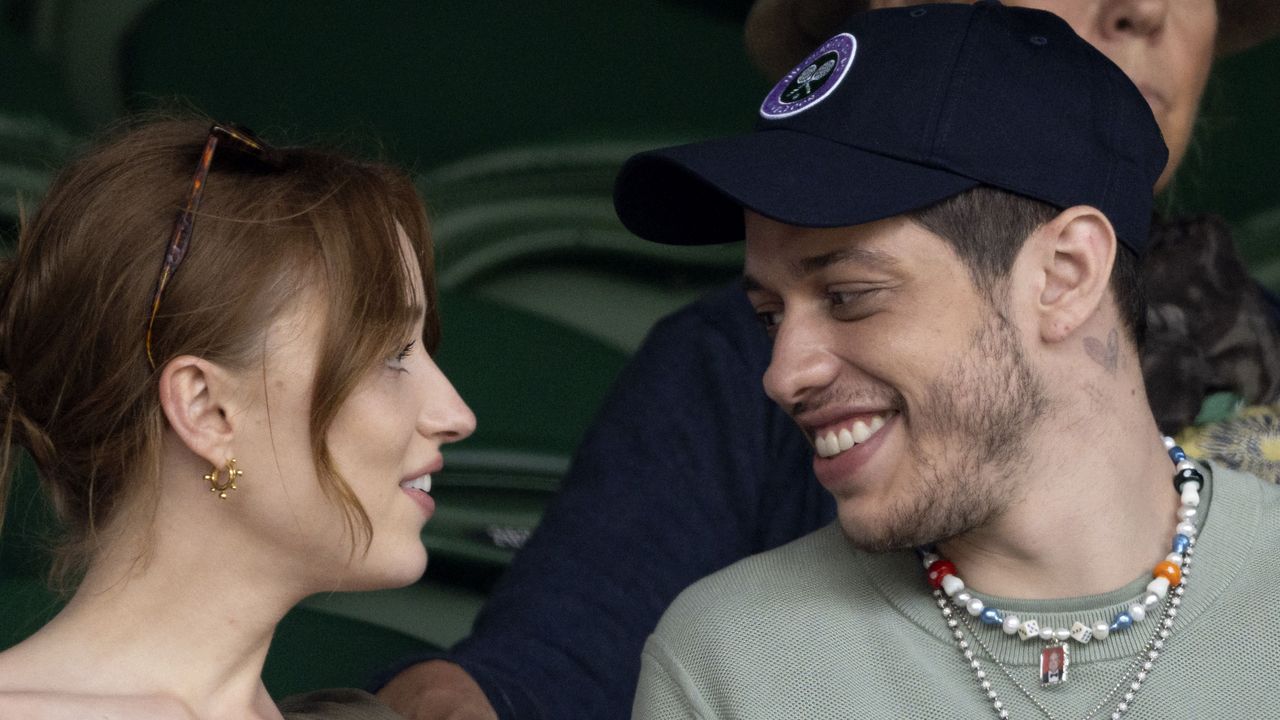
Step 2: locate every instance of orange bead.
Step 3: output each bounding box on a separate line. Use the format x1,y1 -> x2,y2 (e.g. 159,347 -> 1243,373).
1153,560 -> 1182,586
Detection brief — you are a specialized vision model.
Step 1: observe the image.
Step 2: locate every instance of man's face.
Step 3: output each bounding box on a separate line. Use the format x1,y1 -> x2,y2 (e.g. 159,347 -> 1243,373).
875,0 -> 1217,191
744,210 -> 1050,551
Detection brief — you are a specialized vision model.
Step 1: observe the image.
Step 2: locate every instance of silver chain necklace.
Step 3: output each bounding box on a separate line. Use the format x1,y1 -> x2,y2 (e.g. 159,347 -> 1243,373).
935,538 -> 1193,720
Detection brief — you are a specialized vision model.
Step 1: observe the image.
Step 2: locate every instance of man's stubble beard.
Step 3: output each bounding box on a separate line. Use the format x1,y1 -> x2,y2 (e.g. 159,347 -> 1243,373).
841,309 -> 1050,552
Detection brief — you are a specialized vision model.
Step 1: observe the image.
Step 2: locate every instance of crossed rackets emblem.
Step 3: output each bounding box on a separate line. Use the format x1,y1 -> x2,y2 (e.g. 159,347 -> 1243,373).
783,57 -> 838,102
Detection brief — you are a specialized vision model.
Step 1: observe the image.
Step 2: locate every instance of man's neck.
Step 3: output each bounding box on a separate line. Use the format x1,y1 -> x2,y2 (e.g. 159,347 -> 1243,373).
934,410 -> 1180,600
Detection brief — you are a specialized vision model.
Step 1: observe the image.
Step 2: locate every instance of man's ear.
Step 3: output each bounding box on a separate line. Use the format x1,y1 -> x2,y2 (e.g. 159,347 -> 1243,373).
1031,206 -> 1117,344
158,356 -> 236,466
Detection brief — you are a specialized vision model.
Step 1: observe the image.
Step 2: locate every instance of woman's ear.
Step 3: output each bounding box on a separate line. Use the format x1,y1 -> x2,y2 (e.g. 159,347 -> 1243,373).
157,356 -> 236,465
1032,206 -> 1117,344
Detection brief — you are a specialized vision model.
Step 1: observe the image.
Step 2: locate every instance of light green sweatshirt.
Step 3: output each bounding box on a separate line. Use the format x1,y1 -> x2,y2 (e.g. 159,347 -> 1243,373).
634,464 -> 1280,719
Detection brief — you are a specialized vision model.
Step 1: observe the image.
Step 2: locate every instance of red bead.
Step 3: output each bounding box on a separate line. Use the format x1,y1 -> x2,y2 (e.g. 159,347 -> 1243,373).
1153,560 -> 1182,586
926,560 -> 957,589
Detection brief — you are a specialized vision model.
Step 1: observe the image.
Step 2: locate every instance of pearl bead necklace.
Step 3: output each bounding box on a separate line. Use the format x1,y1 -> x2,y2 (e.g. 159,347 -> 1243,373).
936,571 -> 1189,720
923,437 -> 1201,718
918,546 -> 1184,650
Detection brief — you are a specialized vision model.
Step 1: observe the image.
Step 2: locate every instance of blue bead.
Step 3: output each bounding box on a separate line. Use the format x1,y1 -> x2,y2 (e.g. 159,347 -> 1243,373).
1110,612 -> 1133,633
1172,534 -> 1191,554
980,608 -> 1004,625
1169,447 -> 1187,462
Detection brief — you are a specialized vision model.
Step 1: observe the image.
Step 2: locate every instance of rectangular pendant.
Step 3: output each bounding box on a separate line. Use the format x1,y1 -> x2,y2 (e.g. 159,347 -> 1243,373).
1039,642 -> 1069,686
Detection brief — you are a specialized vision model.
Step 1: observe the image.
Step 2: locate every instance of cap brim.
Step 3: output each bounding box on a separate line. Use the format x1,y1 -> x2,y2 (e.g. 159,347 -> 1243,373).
614,128 -> 980,245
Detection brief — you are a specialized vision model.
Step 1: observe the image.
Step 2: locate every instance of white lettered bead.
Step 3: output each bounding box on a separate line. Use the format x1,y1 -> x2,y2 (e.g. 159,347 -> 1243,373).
1003,615 -> 1021,635
1071,621 -> 1093,644
1018,619 -> 1041,641
942,574 -> 965,597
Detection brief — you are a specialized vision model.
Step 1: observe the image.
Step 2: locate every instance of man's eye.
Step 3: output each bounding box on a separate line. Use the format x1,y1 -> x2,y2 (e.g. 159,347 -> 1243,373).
829,288 -> 879,304
754,309 -> 783,332
828,289 -> 882,319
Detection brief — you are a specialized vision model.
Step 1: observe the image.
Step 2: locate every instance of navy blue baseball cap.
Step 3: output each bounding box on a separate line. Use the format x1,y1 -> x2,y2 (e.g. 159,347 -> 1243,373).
613,1 -> 1168,255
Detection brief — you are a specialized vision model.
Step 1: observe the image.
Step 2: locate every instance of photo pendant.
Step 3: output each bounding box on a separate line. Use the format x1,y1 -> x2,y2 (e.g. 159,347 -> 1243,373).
1040,642 -> 1069,686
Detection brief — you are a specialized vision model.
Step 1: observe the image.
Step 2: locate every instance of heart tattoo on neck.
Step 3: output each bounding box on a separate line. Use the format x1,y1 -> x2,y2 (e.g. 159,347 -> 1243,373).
1084,328 -> 1120,374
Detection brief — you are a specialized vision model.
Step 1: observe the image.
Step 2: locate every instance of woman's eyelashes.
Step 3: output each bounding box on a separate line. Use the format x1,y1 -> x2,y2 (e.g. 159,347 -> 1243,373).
387,340 -> 417,371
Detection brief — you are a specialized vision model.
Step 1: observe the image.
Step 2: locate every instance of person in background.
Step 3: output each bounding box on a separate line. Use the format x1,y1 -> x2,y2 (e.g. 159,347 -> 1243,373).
378,2 -> 1280,718
0,118 -> 475,720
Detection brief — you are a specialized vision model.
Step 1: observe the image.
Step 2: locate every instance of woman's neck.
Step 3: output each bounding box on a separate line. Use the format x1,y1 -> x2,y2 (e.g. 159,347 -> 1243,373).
0,510 -> 302,720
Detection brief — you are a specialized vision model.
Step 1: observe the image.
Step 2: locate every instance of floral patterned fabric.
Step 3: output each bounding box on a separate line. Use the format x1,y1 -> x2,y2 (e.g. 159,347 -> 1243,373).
1179,404 -> 1280,483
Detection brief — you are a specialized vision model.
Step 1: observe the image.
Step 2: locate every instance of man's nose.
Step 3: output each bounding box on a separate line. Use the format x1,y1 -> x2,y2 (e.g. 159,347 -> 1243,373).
762,314 -> 841,412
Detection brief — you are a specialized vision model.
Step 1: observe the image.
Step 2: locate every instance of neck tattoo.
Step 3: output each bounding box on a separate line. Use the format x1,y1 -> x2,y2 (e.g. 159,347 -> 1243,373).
917,437 -> 1202,719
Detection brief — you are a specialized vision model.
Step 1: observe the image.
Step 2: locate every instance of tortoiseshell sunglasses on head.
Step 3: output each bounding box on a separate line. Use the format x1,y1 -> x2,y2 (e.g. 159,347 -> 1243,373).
145,123 -> 277,369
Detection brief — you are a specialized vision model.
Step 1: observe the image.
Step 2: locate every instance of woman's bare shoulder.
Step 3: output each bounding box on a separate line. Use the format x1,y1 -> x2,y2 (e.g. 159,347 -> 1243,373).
0,690 -> 199,720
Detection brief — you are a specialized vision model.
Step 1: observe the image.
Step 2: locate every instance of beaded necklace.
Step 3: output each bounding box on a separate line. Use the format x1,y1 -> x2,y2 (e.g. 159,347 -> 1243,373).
919,437 -> 1202,719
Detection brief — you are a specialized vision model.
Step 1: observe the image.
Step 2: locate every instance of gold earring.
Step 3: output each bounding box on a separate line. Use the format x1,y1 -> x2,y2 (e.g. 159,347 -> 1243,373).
205,458 -> 243,499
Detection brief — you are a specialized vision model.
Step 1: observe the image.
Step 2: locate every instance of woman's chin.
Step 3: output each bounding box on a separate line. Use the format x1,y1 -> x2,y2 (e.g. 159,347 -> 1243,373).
338,543 -> 429,592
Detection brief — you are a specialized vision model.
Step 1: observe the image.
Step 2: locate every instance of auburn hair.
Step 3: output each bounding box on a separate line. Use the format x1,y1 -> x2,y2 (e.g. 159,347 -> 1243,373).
0,116 -> 438,587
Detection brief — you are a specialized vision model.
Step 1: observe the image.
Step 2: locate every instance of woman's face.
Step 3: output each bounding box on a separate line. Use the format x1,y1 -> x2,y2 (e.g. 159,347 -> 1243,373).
1004,0 -> 1219,191
227,227 -> 475,592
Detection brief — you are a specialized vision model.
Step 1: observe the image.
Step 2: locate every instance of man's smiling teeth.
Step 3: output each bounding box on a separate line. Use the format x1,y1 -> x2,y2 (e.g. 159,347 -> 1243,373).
400,474 -> 433,493
814,415 -> 888,458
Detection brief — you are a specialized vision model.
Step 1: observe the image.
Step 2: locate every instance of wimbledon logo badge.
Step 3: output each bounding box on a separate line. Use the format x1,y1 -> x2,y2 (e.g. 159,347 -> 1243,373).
760,33 -> 857,120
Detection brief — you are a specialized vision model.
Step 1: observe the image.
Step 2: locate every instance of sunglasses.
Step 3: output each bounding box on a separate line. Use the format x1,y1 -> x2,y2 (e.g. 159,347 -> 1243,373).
145,123 -> 276,369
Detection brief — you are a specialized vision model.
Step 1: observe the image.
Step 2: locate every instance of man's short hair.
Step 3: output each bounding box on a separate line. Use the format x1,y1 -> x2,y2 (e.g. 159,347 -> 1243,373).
908,187 -> 1146,346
